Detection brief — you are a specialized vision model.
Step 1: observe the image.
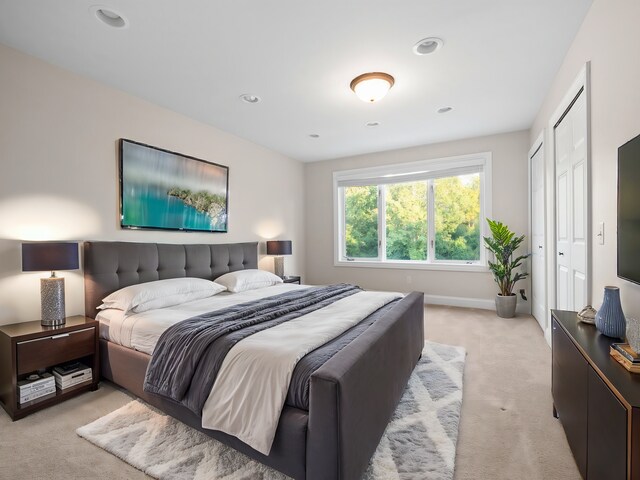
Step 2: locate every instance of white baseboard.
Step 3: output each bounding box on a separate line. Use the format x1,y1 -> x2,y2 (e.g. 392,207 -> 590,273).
544,326 -> 552,347
424,294 -> 531,315
424,294 -> 493,310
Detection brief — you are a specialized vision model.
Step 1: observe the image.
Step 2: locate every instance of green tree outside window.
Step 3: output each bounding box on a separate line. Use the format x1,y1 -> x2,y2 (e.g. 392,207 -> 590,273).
434,174 -> 480,261
343,172 -> 481,263
345,185 -> 378,258
386,182 -> 428,260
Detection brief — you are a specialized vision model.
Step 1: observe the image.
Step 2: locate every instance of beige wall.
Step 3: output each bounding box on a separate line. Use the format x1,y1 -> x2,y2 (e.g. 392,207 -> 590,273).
0,43 -> 305,324
304,130 -> 531,306
11,0 -> 638,326
530,0 -> 640,319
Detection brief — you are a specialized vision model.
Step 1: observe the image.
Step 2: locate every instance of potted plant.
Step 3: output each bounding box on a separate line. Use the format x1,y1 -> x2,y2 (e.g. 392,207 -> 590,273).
483,219 -> 530,318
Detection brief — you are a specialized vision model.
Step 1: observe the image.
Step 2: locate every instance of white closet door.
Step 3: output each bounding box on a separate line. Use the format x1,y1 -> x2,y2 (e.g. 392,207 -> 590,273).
530,143 -> 546,330
555,89 -> 588,311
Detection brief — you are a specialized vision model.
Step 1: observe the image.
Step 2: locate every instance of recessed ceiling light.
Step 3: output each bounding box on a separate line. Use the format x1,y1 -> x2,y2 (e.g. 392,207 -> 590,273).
239,94 -> 261,104
350,72 -> 395,103
413,37 -> 444,56
309,134 -> 320,138
90,6 -> 128,28
366,121 -> 380,127
437,106 -> 454,114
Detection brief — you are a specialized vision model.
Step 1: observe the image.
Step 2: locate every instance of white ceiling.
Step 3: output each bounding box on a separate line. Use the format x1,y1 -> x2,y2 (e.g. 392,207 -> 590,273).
0,0 -> 593,162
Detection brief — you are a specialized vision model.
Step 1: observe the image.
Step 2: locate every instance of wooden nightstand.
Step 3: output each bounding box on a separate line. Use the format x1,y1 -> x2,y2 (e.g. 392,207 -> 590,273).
0,316 -> 99,421
282,276 -> 301,285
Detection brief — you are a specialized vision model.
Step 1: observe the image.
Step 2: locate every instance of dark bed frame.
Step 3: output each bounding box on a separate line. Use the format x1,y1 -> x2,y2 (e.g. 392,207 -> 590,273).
83,241 -> 424,480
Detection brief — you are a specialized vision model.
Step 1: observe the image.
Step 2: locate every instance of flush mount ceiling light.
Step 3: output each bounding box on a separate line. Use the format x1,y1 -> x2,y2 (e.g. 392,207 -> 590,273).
350,72 -> 395,103
239,94 -> 261,104
437,106 -> 454,114
413,37 -> 444,56
90,6 -> 128,28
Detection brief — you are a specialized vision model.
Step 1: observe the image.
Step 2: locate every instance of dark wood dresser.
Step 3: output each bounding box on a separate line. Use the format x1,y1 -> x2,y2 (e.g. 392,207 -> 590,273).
552,310 -> 640,480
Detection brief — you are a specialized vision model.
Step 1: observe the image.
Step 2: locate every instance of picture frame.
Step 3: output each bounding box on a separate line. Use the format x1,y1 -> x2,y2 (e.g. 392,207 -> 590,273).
119,139 -> 229,233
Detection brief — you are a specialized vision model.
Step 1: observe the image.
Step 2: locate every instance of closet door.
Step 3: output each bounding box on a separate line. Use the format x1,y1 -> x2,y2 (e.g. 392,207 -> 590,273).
530,141 -> 546,331
555,88 -> 588,311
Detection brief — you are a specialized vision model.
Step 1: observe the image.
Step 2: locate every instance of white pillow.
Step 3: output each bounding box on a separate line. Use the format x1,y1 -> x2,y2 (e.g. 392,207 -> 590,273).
99,277 -> 226,313
215,269 -> 283,293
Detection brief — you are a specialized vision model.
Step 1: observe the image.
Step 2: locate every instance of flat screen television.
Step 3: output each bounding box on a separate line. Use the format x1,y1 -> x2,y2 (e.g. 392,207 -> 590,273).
618,133 -> 640,284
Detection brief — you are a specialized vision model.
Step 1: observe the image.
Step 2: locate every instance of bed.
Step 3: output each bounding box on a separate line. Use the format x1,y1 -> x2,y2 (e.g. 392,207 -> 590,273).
83,240 -> 424,480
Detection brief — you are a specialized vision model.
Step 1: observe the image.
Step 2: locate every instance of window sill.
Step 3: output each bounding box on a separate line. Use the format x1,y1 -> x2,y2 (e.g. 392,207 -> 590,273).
334,260 -> 490,273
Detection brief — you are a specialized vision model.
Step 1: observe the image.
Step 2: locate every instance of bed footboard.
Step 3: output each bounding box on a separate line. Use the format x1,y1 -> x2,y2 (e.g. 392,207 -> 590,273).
307,291 -> 424,480
100,339 -> 309,479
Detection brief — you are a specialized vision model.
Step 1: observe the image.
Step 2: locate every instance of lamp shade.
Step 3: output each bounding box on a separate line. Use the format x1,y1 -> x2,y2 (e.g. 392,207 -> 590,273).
22,242 -> 79,272
266,240 -> 292,256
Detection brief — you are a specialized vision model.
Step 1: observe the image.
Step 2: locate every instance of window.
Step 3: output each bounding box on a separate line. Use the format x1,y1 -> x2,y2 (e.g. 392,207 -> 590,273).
386,181 -> 428,261
434,173 -> 481,261
344,185 -> 379,259
334,153 -> 491,270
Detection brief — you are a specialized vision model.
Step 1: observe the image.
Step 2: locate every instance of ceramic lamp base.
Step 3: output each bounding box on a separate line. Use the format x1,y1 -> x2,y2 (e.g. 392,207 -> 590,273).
274,256 -> 285,278
41,277 -> 66,326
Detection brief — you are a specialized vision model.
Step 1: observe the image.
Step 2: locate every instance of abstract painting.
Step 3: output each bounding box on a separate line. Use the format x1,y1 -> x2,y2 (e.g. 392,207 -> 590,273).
120,139 -> 229,232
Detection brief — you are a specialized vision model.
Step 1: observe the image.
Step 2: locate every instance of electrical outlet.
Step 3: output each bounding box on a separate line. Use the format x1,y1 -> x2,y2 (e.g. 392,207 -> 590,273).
406,275 -> 412,285
597,222 -> 605,245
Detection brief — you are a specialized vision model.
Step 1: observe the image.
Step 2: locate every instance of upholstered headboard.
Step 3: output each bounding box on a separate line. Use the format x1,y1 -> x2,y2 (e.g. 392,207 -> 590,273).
83,241 -> 258,318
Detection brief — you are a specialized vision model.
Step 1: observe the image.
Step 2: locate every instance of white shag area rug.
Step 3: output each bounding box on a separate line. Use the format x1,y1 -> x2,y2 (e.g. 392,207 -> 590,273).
77,341 -> 465,480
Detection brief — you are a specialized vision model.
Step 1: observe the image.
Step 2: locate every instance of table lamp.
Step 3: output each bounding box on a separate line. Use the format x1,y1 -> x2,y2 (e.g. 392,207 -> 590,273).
266,240 -> 292,278
22,242 -> 79,326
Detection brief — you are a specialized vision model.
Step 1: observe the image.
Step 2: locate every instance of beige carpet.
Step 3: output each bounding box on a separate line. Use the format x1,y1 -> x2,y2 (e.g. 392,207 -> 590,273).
76,342 -> 465,480
0,306 -> 580,480
426,305 -> 580,480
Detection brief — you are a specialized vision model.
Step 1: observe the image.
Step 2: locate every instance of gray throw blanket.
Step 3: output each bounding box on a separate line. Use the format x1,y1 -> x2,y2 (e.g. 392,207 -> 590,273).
144,283 -> 361,415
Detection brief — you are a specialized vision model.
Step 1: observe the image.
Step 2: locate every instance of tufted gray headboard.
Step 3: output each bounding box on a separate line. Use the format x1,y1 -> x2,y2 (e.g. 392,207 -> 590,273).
83,241 -> 258,318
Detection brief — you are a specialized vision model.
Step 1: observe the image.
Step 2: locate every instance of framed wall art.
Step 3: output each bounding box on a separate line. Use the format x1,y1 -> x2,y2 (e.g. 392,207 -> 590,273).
119,139 -> 229,232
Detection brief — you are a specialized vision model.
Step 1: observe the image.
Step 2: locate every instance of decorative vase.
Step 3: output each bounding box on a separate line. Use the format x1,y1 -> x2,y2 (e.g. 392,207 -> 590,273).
595,286 -> 626,339
627,318 -> 640,354
495,294 -> 517,318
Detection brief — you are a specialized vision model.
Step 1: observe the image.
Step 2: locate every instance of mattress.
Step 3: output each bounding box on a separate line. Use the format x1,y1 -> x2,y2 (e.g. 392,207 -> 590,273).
96,283 -> 305,354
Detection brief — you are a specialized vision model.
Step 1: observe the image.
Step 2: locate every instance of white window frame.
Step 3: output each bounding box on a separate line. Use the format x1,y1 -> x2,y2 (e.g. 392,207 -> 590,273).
333,152 -> 492,272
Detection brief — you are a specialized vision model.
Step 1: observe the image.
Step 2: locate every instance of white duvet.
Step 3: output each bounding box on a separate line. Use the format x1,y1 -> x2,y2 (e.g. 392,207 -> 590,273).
97,283 -> 402,456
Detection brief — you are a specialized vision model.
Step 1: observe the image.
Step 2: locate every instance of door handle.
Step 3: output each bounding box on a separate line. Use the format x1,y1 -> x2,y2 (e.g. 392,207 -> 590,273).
538,245 -> 543,249
558,252 -> 564,256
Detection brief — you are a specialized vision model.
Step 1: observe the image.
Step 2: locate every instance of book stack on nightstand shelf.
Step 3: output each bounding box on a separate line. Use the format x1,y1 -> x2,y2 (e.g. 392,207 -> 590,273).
53,362 -> 93,390
18,372 -> 56,407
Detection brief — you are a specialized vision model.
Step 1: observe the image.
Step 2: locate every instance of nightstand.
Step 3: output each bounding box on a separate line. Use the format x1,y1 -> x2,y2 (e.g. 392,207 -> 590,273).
282,276 -> 301,285
0,316 -> 99,421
